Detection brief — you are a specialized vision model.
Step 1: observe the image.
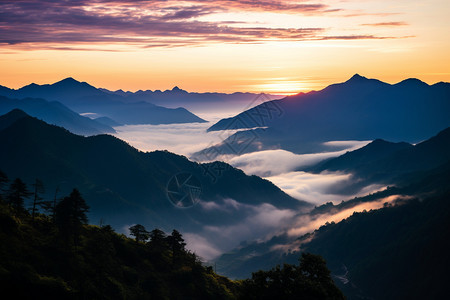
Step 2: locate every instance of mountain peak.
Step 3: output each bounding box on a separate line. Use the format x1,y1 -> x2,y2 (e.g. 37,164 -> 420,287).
2,108 -> 29,119
346,73 -> 368,83
395,78 -> 429,88
0,109 -> 32,131
171,86 -> 186,92
55,77 -> 82,85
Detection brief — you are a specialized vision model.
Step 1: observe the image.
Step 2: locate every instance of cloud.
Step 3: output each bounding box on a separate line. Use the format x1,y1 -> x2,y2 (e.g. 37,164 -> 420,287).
113,121 -> 248,157
270,194 -> 414,253
361,21 -> 409,27
183,233 -> 223,260
184,198 -> 297,260
188,193 -> 413,260
266,171 -> 385,205
227,141 -> 369,177
285,194 -> 413,237
0,0 -> 406,49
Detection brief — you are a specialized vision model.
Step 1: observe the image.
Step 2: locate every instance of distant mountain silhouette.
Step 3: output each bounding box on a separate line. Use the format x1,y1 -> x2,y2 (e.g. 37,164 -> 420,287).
308,127 -> 450,185
103,86 -> 281,115
0,110 -> 307,242
0,78 -> 206,125
203,74 -> 450,157
0,96 -> 115,135
94,116 -> 123,127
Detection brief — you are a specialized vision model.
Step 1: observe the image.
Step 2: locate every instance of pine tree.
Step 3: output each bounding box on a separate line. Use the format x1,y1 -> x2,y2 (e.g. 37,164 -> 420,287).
7,178 -> 31,215
55,189 -> 89,245
167,229 -> 187,265
129,224 -> 150,242
0,170 -> 8,203
31,178 -> 46,221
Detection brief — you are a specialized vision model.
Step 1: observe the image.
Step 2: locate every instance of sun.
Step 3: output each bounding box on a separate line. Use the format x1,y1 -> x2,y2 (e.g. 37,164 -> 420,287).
253,80 -> 309,95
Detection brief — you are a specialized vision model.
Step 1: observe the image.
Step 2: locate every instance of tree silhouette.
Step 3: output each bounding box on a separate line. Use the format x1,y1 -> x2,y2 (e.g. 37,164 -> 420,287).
55,189 -> 89,245
167,229 -> 186,265
168,229 -> 186,252
148,228 -> 170,266
240,252 -> 345,300
7,178 -> 31,215
0,170 -> 8,202
31,178 -> 46,221
129,224 -> 150,243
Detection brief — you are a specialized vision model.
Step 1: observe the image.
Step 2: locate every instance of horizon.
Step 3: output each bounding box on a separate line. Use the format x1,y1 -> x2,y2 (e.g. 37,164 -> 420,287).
1,73 -> 448,95
1,0 -> 449,94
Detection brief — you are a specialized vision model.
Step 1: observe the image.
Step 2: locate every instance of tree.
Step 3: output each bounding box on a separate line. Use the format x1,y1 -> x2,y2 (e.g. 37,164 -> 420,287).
148,228 -> 169,259
167,229 -> 186,265
129,224 -> 150,243
31,178 -> 46,221
55,189 -> 89,245
239,253 -> 345,300
0,170 -> 8,202
149,229 -> 167,246
7,178 -> 31,214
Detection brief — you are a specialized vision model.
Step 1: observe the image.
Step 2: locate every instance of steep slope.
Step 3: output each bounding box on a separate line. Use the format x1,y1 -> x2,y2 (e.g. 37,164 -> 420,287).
214,161 -> 450,299
0,96 -> 115,135
309,127 -> 450,184
0,110 -> 308,251
204,75 -> 450,156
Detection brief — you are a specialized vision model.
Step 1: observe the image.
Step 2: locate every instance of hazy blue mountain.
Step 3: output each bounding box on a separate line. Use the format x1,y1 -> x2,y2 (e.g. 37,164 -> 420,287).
203,74 -> 450,157
0,78 -> 206,125
108,86 -> 282,114
0,110 -> 308,242
308,127 -> 450,185
94,116 -> 123,127
0,96 -> 115,135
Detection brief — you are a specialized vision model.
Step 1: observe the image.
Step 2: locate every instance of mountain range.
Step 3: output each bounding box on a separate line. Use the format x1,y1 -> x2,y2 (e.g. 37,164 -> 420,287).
199,74 -> 450,158
0,78 -> 206,125
0,96 -> 115,136
0,109 -> 308,255
213,126 -> 450,299
102,86 -> 281,115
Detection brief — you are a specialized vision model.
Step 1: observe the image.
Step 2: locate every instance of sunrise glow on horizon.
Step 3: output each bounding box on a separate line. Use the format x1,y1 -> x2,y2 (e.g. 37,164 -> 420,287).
1,0 -> 449,94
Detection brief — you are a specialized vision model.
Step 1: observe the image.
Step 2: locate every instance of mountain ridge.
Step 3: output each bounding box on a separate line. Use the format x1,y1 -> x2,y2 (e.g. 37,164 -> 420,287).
0,110 -> 308,255
202,74 -> 450,158
0,78 -> 207,125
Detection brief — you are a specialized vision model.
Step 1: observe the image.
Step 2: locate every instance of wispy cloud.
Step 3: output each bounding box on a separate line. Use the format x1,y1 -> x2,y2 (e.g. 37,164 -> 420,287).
0,0 -> 408,49
185,198 -> 297,260
361,21 -> 409,27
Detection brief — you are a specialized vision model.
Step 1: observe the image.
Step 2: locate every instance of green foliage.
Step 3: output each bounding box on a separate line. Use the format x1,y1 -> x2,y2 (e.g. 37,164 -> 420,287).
239,253 -> 345,300
0,175 -> 342,299
0,190 -> 238,299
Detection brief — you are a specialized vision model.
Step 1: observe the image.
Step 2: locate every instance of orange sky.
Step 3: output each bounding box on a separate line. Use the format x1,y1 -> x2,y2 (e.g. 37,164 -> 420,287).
1,0 -> 449,94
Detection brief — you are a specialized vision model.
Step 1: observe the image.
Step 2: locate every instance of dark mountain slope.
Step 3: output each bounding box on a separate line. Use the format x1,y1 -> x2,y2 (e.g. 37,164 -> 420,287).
214,161 -> 450,299
0,96 -> 115,135
308,127 -> 450,184
0,110 -> 307,236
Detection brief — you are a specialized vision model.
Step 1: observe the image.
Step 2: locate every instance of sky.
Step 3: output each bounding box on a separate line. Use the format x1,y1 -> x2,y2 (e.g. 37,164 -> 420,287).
1,0 -> 449,94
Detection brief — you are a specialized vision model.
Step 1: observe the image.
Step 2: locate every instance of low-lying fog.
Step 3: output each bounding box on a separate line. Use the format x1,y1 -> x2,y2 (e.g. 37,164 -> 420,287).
113,113 -> 386,260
